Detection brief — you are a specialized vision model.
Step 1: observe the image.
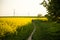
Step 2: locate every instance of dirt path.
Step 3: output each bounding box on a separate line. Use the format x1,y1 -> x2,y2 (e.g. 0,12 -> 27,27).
27,23 -> 36,40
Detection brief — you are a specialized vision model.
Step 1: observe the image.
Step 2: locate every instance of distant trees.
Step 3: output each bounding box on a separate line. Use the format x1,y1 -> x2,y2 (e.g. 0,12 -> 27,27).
38,14 -> 43,17
41,0 -> 60,22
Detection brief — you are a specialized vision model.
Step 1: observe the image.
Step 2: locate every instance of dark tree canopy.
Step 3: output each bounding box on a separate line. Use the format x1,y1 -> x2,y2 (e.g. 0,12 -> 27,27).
41,0 -> 60,22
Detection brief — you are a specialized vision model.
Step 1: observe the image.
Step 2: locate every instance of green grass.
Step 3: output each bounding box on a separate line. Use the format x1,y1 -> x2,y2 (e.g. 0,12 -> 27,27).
0,19 -> 60,40
0,23 -> 34,40
32,20 -> 60,40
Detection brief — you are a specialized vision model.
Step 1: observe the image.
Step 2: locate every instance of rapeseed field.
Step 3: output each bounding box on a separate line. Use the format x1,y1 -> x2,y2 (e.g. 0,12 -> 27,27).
0,17 -> 48,26
0,17 -> 48,37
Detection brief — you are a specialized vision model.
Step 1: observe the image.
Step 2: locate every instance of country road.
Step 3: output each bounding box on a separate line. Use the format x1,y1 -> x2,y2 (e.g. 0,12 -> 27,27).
27,23 -> 36,40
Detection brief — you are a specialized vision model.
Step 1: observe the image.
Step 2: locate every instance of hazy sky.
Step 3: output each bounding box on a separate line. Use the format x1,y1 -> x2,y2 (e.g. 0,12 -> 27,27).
0,0 -> 47,16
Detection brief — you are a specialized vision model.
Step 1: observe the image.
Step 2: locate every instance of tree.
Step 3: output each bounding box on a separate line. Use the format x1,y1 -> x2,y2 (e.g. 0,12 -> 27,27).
41,0 -> 60,22
38,14 -> 42,17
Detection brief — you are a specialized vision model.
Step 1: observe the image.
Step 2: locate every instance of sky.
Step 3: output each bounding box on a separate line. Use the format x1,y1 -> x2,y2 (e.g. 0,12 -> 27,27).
0,0 -> 47,16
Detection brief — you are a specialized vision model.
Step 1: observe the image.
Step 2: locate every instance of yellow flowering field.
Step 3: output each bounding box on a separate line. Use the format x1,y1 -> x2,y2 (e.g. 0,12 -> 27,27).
0,17 -> 48,26
0,17 -> 48,37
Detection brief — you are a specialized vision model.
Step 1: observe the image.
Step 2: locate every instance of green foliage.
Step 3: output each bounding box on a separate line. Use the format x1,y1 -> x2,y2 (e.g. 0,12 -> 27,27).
41,0 -> 60,22
32,20 -> 60,40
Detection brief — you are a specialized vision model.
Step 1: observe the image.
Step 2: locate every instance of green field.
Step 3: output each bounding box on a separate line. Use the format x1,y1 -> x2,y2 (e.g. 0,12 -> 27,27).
32,20 -> 60,40
0,17 -> 60,40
